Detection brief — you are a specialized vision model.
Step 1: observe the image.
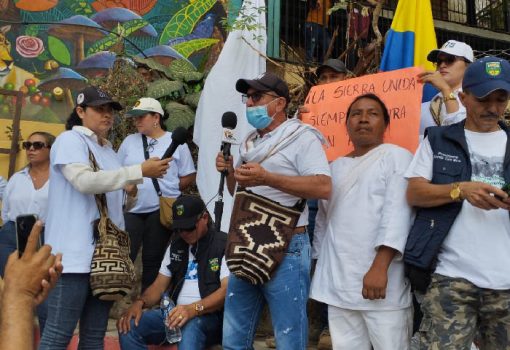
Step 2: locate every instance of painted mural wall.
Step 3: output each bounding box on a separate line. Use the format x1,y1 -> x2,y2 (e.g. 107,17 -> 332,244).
0,0 -> 230,177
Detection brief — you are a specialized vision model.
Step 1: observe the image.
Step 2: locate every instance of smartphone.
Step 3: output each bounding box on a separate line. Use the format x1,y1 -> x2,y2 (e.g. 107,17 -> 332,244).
15,214 -> 41,256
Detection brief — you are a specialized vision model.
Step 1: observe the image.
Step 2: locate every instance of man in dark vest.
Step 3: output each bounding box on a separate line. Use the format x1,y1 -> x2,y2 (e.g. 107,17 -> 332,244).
405,56 -> 510,349
117,195 -> 228,349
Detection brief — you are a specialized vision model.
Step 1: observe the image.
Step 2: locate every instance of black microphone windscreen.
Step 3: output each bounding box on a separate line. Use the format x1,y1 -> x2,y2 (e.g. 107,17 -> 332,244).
171,127 -> 188,145
221,112 -> 237,129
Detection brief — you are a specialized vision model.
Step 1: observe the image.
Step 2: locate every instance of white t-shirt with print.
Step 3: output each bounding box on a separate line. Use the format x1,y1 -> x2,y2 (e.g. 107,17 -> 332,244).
405,130 -> 510,289
117,132 -> 196,213
159,245 -> 229,305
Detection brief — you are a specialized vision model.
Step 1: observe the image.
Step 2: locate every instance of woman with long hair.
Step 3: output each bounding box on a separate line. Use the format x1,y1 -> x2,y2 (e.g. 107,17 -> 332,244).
39,86 -> 170,350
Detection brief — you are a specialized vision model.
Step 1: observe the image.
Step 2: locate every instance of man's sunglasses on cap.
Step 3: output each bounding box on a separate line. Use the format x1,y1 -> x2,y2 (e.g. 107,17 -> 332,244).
241,92 -> 280,104
22,141 -> 49,150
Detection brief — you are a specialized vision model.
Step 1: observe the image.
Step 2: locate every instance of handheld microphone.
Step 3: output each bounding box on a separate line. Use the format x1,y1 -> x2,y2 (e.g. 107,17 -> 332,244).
215,112 -> 237,231
162,127 -> 188,159
221,112 -> 238,163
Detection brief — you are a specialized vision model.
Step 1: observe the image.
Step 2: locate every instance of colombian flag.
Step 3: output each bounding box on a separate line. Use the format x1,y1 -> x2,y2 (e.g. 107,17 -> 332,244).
380,0 -> 437,100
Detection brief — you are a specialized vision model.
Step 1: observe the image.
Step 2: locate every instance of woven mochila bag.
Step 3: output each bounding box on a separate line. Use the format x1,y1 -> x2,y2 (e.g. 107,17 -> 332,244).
88,151 -> 135,301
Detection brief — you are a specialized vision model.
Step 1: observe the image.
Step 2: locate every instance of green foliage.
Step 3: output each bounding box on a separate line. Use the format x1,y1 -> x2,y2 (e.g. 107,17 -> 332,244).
48,36 -> 71,65
37,50 -> 50,61
164,101 -> 195,131
168,59 -> 203,82
147,79 -> 184,100
65,0 -> 94,16
159,0 -> 216,45
87,19 -> 151,55
31,107 -> 61,123
25,25 -> 39,37
172,38 -> 219,58
219,0 -> 266,42
183,91 -> 201,108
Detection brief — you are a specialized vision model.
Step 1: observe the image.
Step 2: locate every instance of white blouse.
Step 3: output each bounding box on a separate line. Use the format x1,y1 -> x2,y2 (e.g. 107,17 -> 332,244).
1,168 -> 49,222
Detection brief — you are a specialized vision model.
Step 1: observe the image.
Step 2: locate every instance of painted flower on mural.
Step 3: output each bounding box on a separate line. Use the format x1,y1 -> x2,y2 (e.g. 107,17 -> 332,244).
16,36 -> 45,58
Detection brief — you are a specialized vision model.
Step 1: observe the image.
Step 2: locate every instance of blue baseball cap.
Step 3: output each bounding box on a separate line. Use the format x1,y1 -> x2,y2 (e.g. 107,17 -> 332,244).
462,56 -> 510,98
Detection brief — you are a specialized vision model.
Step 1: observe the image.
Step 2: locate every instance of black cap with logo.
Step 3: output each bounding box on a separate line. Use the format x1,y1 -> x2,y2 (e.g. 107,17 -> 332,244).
76,86 -> 123,110
172,195 -> 206,230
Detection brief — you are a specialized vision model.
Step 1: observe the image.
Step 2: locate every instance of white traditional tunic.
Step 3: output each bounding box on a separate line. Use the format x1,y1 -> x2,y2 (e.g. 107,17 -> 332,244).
310,144 -> 413,310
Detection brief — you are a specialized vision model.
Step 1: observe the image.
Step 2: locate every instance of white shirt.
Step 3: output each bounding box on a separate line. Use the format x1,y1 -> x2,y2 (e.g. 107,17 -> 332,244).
405,131 -> 510,289
1,168 -> 49,222
239,128 -> 331,226
310,144 -> 413,310
118,132 -> 196,213
159,245 -> 229,305
0,176 -> 6,201
45,127 -> 142,273
420,90 -> 466,136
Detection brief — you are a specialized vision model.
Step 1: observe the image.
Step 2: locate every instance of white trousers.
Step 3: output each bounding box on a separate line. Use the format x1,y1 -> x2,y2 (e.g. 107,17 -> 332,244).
328,305 -> 413,350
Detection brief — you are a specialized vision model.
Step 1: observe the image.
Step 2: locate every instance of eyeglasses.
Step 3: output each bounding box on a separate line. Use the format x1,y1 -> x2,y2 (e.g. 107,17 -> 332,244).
145,138 -> 158,153
22,141 -> 48,150
241,92 -> 278,104
434,55 -> 467,67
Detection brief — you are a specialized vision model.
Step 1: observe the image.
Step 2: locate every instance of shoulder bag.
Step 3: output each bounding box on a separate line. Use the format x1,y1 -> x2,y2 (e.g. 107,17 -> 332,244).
88,150 -> 136,301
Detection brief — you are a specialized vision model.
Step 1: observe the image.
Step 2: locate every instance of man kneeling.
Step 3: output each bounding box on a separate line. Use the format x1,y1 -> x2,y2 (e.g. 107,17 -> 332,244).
118,195 -> 228,349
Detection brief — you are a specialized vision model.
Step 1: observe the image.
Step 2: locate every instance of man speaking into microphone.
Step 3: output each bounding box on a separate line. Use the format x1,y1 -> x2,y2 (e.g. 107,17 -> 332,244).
215,72 -> 331,350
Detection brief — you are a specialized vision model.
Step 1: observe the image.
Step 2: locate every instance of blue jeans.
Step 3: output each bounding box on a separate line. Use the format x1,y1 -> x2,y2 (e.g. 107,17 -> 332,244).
38,273 -> 113,350
119,309 -> 222,350
0,221 -> 16,277
222,233 -> 311,350
305,22 -> 331,63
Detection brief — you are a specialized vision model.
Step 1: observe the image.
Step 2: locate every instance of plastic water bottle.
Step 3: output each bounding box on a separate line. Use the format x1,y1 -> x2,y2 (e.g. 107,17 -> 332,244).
160,292 -> 182,344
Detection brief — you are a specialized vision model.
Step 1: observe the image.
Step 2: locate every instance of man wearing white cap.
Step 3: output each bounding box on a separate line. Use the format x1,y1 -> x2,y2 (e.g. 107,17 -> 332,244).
418,40 -> 474,135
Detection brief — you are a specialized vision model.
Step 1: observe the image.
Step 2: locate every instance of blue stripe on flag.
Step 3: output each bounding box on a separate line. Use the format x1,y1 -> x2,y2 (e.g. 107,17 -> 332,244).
380,30 -> 415,71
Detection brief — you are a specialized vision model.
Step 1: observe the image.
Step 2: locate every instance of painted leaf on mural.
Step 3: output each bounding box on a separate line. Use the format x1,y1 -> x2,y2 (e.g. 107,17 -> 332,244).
87,19 -> 150,55
64,0 -> 94,15
25,24 -> 40,37
172,38 -> 218,59
48,35 -> 71,65
159,0 -> 216,45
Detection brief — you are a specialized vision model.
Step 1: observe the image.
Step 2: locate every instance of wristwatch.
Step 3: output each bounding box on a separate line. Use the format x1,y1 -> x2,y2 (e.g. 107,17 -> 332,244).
450,182 -> 462,201
194,302 -> 204,315
443,91 -> 456,102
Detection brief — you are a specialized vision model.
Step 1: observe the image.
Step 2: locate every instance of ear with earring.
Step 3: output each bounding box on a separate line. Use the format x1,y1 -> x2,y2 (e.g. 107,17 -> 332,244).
153,122 -> 158,128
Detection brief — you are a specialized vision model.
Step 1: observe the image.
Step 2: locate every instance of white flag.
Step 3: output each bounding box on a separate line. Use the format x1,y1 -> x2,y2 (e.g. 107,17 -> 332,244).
193,0 -> 266,231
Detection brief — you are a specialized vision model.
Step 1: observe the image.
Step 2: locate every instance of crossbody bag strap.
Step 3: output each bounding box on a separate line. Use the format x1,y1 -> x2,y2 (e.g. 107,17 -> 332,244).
88,150 -> 109,218
142,134 -> 162,196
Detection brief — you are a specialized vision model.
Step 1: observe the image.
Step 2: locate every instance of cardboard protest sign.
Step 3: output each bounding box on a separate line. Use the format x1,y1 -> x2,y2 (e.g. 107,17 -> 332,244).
302,67 -> 423,161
